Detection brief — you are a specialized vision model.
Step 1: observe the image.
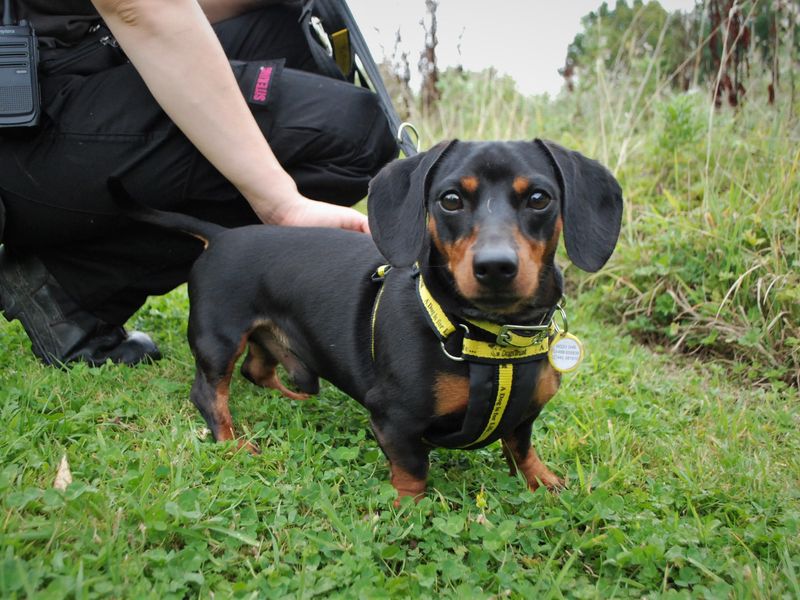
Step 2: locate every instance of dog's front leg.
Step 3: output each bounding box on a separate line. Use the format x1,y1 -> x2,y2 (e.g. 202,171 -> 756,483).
368,414 -> 430,507
502,419 -> 564,492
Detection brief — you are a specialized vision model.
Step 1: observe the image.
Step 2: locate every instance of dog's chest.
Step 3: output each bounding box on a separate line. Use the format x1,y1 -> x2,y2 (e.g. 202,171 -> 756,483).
431,362 -> 561,419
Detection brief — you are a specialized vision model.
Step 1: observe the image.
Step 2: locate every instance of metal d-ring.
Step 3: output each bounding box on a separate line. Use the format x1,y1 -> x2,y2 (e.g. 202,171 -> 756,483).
397,122 -> 421,153
552,304 -> 569,335
440,323 -> 469,362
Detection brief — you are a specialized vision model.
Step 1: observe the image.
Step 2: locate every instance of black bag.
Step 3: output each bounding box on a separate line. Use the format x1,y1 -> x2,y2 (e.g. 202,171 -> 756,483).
0,193 -> 5,242
300,0 -> 419,156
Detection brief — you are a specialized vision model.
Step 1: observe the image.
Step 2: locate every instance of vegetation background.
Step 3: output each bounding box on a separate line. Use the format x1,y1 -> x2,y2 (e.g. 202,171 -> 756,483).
0,0 -> 798,597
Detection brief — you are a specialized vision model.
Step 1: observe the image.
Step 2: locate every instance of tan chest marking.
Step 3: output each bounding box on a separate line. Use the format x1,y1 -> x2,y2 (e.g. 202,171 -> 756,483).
533,362 -> 561,408
435,362 -> 560,418
434,373 -> 470,416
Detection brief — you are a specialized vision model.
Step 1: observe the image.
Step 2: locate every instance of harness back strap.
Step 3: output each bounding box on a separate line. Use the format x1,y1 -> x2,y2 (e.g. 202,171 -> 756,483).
370,264 -> 391,361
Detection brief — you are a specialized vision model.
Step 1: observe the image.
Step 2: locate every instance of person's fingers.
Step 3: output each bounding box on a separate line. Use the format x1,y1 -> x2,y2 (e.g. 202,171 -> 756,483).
353,215 -> 370,234
339,208 -> 370,234
274,197 -> 370,234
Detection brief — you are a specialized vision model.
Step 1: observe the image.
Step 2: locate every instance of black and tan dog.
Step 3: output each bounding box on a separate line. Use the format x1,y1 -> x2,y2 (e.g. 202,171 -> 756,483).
117,139 -> 622,503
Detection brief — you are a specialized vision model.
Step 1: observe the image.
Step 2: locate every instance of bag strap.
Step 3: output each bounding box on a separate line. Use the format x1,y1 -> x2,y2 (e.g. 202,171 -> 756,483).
300,0 -> 420,157
299,0 -> 347,81
0,193 -> 5,244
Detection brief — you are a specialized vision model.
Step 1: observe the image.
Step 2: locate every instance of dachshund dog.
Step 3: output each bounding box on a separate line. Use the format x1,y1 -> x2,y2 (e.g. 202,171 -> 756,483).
116,139 -> 622,503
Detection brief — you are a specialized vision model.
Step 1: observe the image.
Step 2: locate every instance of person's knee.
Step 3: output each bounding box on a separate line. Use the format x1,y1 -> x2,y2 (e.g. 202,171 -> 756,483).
365,108 -> 399,176
344,89 -> 398,175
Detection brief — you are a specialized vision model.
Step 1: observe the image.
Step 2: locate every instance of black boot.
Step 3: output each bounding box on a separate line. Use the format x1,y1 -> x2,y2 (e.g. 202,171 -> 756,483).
0,246 -> 161,367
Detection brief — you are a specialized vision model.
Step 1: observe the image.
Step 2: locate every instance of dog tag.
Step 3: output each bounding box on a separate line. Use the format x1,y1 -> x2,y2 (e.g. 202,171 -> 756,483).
548,332 -> 584,373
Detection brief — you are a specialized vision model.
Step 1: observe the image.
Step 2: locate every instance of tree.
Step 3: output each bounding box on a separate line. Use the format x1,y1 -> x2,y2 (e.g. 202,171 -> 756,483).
561,0 -> 800,106
419,0 -> 440,112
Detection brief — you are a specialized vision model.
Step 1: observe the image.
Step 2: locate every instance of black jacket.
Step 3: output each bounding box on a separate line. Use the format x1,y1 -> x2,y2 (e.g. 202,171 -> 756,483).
14,0 -> 100,48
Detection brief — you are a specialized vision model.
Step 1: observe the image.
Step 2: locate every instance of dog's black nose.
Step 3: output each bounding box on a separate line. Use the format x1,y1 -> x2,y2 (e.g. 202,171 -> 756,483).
473,248 -> 518,287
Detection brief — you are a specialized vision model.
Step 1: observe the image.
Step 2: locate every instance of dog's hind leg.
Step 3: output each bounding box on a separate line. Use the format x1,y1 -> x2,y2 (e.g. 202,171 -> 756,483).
240,339 -> 311,400
240,323 -> 319,400
190,332 -> 258,453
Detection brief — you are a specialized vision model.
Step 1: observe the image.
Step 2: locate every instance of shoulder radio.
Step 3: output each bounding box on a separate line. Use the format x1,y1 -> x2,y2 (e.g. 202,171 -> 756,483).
0,0 -> 40,128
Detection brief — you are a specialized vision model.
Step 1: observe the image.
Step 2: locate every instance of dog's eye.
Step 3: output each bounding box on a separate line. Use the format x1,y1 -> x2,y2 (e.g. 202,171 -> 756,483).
527,190 -> 551,210
438,192 -> 463,212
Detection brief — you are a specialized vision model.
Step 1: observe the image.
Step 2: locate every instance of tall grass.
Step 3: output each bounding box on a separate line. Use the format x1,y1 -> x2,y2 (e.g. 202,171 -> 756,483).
404,63 -> 799,386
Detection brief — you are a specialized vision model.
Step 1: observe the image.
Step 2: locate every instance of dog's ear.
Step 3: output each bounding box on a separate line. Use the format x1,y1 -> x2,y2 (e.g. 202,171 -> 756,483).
368,140 -> 457,267
535,139 -> 623,272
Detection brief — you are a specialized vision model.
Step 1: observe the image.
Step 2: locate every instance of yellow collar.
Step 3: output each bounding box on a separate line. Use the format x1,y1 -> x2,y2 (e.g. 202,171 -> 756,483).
416,271 -> 554,364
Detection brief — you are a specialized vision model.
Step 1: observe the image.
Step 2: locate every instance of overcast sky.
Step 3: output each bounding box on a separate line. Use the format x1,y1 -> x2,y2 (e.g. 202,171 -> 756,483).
348,0 -> 698,96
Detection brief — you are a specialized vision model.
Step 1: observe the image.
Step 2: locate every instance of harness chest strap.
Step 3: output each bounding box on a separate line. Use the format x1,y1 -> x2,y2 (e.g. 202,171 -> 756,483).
370,266 -> 558,450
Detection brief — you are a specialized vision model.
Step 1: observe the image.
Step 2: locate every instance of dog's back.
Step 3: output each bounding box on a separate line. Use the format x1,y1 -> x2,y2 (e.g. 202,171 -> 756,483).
186,225 -> 386,404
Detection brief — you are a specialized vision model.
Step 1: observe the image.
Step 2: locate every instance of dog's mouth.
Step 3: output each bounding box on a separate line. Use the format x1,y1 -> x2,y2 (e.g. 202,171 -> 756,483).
465,261 -> 562,319
469,290 -> 528,315
468,274 -> 561,319
450,268 -> 532,315
465,294 -> 560,326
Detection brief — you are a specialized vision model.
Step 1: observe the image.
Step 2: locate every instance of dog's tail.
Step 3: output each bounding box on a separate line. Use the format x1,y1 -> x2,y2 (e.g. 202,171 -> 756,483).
109,177 -> 226,247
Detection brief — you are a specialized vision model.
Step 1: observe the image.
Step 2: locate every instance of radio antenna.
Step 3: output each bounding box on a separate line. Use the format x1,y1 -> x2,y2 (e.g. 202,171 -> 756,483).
2,0 -> 13,26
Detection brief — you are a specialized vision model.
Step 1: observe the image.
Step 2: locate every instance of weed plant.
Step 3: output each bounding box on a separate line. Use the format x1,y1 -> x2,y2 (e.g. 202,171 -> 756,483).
415,65 -> 799,386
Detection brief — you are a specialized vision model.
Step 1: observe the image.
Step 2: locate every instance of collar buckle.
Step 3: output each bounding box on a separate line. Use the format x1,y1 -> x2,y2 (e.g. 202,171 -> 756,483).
495,323 -> 550,348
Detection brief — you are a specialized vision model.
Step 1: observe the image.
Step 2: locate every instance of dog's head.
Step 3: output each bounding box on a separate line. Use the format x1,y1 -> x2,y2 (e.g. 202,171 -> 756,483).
368,140 -> 623,315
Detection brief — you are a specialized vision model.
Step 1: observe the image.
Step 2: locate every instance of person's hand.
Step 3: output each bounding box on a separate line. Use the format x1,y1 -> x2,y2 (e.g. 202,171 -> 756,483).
272,196 -> 370,233
244,175 -> 369,233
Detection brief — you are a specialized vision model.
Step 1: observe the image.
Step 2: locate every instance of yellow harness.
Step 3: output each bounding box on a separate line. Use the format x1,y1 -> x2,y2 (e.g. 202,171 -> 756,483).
371,266 -> 560,449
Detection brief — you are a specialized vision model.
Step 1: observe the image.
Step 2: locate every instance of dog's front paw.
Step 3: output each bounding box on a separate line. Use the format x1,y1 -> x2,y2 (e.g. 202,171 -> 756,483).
235,439 -> 261,455
529,471 -> 565,492
390,468 -> 427,507
513,447 -> 564,493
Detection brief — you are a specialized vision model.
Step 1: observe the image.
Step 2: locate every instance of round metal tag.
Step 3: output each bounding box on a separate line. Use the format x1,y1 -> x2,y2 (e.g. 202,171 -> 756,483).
548,332 -> 584,373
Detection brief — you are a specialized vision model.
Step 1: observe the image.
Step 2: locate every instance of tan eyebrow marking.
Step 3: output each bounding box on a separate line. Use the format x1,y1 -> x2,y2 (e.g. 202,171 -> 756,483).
513,176 -> 530,195
460,176 -> 479,193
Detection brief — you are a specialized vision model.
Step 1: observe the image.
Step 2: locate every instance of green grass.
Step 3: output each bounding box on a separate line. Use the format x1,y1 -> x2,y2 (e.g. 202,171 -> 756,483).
3,39 -> 799,598
1,287 -> 798,598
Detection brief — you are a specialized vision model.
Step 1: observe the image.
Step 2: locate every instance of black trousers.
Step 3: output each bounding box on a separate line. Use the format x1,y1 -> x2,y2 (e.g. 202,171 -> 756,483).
0,6 -> 397,324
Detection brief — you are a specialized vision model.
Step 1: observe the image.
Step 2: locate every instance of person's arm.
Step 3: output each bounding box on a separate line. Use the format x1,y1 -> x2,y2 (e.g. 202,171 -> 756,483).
91,0 -> 369,232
